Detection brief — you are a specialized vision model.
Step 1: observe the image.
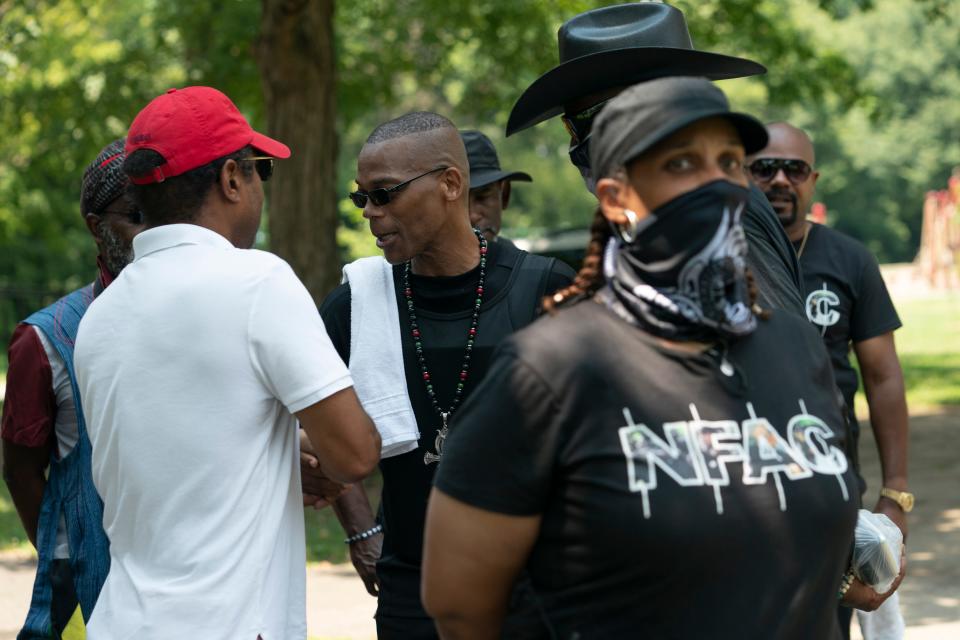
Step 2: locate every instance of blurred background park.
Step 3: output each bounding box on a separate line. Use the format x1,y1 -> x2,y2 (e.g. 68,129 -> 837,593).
0,0 -> 958,638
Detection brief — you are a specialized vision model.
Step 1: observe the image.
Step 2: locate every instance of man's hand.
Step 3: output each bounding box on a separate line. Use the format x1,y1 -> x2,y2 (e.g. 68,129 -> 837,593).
875,496 -> 909,541
300,430 -> 347,509
841,547 -> 907,612
349,532 -> 383,596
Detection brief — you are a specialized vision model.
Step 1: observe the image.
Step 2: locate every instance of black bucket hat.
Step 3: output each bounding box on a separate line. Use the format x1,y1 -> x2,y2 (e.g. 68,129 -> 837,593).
461,130 -> 533,189
590,77 -> 768,179
506,3 -> 765,136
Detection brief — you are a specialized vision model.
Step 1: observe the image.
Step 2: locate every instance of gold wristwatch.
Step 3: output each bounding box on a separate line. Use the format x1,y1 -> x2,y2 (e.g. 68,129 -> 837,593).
880,488 -> 915,513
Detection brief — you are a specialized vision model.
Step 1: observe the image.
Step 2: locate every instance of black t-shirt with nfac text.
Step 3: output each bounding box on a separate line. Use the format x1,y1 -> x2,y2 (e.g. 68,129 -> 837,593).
436,301 -> 858,640
319,240 -> 575,619
796,223 -> 901,413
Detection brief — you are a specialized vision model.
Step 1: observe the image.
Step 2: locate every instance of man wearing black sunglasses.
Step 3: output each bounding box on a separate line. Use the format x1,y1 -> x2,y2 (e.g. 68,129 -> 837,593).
316,111 -> 574,639
749,121 -> 910,638
505,2 -> 806,316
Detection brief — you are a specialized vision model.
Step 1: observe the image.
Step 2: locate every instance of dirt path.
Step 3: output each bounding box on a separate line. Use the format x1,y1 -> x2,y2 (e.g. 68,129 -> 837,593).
1,409 -> 956,639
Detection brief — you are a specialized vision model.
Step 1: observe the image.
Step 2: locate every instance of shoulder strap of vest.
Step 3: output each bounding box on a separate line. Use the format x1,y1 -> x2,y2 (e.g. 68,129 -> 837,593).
24,284 -> 95,384
506,250 -> 558,329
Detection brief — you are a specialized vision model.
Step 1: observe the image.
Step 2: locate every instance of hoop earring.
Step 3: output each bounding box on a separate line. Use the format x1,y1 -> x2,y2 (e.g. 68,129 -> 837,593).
617,209 -> 640,244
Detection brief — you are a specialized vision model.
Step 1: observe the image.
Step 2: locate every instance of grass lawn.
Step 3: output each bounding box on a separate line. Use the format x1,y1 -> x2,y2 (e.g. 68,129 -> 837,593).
855,293 -> 960,414
0,293 -> 956,559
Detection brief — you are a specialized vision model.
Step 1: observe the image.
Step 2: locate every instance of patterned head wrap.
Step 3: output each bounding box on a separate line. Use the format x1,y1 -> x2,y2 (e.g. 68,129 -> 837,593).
81,138 -> 128,217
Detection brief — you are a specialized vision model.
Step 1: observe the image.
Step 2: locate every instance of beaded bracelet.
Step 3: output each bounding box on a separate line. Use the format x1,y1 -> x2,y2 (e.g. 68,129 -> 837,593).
837,569 -> 856,600
344,524 -> 383,545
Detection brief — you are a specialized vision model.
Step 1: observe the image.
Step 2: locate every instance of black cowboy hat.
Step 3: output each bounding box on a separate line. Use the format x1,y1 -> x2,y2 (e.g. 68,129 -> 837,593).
506,3 -> 766,136
461,130 -> 533,189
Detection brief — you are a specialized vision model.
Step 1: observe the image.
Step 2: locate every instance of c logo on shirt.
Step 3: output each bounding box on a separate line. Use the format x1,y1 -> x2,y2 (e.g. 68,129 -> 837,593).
805,283 -> 840,331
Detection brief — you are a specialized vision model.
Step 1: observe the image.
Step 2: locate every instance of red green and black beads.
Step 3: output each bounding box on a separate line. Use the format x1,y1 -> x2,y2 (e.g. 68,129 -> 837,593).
403,229 -> 487,419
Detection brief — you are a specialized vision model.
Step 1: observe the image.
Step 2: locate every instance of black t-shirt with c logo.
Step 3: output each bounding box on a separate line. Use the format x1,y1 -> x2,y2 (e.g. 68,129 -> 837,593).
796,223 -> 901,412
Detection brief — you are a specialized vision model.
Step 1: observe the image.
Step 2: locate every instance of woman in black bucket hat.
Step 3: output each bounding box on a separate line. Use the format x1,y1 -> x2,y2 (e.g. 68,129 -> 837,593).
421,77 -> 900,639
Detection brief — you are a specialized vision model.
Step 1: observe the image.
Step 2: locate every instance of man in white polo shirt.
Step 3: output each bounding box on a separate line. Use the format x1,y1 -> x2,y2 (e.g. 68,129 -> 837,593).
74,86 -> 380,640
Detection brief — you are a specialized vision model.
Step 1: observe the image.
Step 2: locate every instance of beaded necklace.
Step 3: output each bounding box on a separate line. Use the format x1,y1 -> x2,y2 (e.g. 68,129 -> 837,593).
404,228 -> 487,465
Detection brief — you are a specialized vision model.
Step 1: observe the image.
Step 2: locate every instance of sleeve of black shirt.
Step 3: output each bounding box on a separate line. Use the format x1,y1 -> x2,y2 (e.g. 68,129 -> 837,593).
545,259 -> 577,297
318,282 -> 353,363
743,184 -> 805,316
850,251 -> 902,343
435,344 -> 562,516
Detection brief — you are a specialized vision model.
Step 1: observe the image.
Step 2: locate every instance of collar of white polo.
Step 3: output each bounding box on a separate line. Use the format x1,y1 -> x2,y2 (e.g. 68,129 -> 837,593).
132,223 -> 233,261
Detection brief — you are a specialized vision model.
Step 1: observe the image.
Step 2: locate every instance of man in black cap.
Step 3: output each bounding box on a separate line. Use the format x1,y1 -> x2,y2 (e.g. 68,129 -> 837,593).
506,1 -> 805,315
460,130 -> 532,245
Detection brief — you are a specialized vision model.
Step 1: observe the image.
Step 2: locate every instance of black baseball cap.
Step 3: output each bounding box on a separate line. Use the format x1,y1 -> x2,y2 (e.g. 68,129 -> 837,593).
590,76 -> 768,179
460,130 -> 533,189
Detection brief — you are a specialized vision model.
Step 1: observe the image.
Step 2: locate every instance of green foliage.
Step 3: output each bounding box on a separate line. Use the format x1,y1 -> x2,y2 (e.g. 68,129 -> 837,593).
1,0 -> 957,327
0,0 -> 185,339
892,294 -> 960,410
773,0 -> 960,261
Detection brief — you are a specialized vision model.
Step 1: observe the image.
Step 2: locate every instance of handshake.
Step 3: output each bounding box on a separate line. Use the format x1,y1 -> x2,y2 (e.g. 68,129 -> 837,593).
299,430 -> 350,509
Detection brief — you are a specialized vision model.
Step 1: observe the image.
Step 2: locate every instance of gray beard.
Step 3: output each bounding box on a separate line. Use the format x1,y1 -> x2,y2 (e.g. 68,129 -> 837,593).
99,223 -> 134,277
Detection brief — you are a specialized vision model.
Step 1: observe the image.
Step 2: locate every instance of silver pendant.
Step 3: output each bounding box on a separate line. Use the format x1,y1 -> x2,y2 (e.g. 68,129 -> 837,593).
424,412 -> 449,465
720,357 -> 735,377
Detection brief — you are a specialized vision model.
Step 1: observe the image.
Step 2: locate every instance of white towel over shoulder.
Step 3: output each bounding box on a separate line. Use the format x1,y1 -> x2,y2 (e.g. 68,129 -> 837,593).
342,256 -> 420,458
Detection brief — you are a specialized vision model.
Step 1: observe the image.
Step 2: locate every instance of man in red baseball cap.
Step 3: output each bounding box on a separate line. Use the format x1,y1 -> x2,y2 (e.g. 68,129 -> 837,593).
74,86 -> 381,639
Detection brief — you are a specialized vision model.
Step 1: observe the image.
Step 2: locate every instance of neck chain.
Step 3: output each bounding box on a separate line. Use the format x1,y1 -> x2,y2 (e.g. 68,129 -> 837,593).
404,229 -> 487,465
795,222 -> 812,259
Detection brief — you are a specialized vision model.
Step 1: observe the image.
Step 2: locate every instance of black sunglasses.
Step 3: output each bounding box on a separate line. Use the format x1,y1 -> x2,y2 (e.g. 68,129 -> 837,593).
247,156 -> 275,182
747,158 -> 813,185
561,100 -> 608,145
349,166 -> 448,209
561,101 -> 608,172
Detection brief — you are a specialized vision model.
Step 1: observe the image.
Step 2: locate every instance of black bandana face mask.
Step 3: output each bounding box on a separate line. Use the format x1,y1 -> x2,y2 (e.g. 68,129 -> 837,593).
601,179 -> 757,341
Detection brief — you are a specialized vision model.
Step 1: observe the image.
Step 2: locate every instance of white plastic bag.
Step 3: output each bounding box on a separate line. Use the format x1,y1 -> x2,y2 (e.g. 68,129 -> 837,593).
852,509 -> 903,594
856,591 -> 906,640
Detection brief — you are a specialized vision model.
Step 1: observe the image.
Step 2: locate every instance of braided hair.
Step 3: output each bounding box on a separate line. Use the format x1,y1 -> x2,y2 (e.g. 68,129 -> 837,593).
81,138 -> 128,217
542,205 -> 612,313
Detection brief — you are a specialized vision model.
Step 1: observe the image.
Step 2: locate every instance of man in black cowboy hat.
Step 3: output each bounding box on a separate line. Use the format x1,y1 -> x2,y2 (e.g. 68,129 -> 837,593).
460,130 -> 532,244
506,2 -> 805,315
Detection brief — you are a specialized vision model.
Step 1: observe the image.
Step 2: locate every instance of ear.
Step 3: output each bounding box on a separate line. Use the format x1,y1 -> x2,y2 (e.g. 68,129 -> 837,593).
84,213 -> 103,242
499,181 -> 512,210
595,177 -> 633,225
440,167 -> 466,202
810,170 -> 820,189
218,159 -> 244,204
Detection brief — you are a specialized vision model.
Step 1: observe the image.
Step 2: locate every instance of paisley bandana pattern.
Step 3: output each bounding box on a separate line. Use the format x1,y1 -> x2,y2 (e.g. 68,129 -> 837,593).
601,180 -> 757,341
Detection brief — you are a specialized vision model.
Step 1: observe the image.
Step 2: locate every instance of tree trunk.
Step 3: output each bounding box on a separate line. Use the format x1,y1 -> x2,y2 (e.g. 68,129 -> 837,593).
256,0 -> 338,302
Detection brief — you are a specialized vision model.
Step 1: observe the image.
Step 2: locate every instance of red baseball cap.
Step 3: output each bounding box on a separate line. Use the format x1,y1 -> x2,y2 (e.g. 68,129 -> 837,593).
125,86 -> 291,185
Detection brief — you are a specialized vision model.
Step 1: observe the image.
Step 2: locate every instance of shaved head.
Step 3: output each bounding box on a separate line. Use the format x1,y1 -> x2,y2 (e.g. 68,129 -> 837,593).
764,122 -> 816,165
748,121 -> 820,239
361,112 -> 469,185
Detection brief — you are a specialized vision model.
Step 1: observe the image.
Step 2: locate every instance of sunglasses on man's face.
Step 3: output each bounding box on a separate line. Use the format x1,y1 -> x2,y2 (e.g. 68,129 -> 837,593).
561,101 -> 609,172
247,156 -> 275,182
561,100 -> 608,145
747,158 -> 813,185
349,166 -> 448,209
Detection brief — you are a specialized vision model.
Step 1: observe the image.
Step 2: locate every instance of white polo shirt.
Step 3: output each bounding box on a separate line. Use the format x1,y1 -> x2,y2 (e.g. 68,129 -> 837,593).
75,224 -> 352,640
